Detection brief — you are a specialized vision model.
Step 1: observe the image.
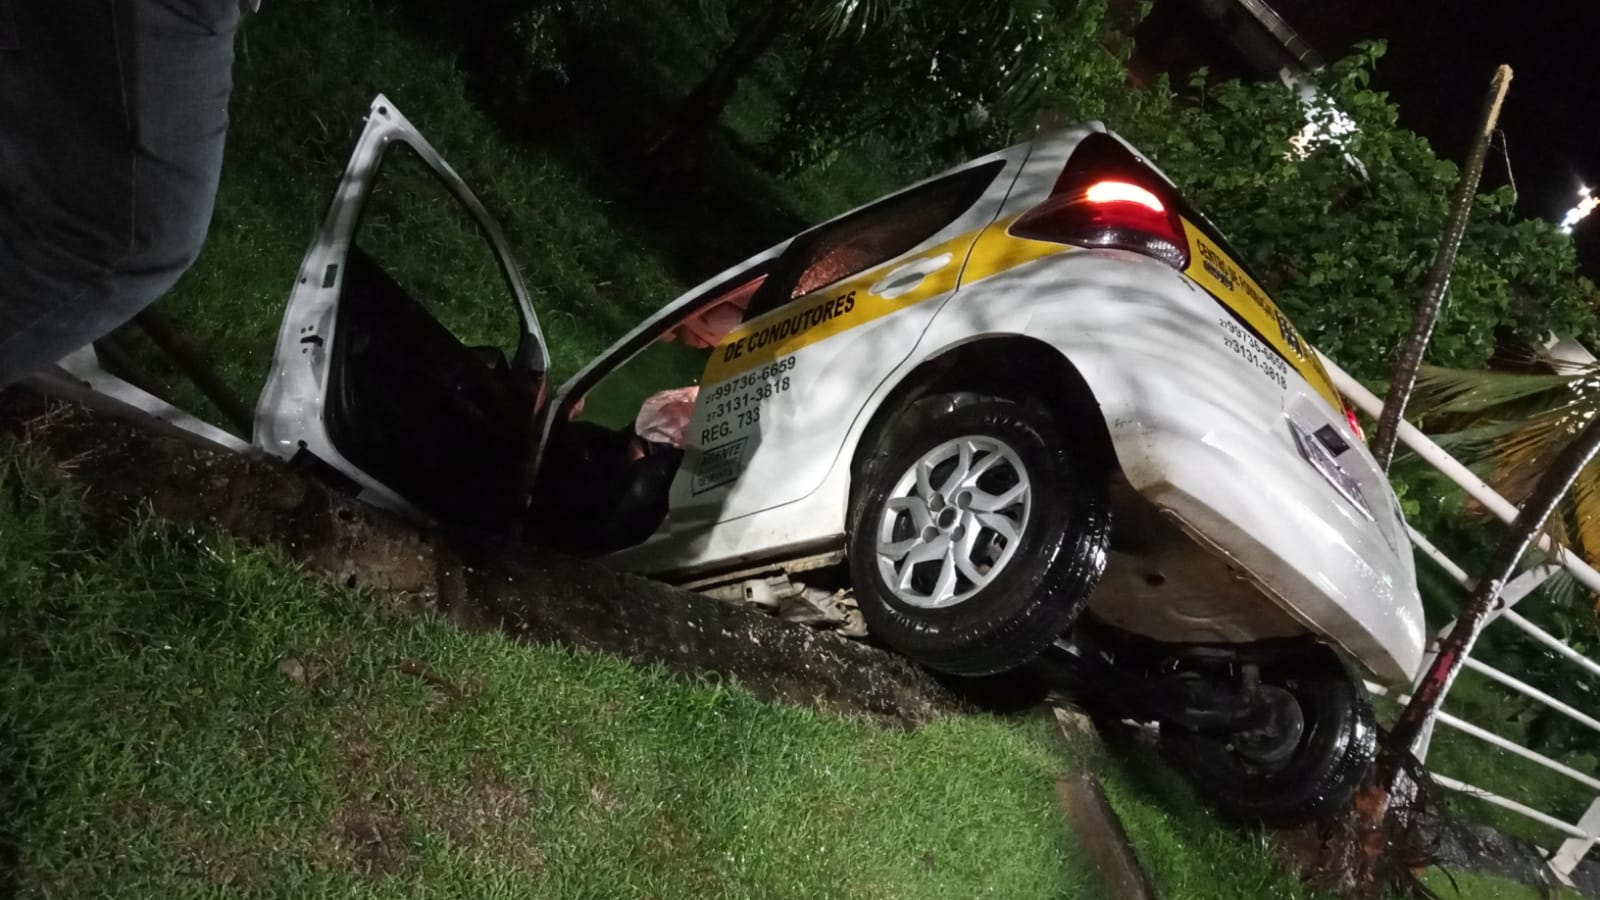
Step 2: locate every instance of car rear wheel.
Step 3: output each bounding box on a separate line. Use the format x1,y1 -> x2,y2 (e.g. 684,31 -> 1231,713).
847,393 -> 1110,676
1159,649 -> 1377,823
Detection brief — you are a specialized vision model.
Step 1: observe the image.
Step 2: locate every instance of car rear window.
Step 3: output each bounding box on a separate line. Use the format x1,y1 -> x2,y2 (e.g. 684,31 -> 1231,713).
743,159 -> 1005,321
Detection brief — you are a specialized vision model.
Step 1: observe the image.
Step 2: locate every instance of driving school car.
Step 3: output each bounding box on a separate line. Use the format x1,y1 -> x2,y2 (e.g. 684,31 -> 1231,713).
252,96 -> 1424,821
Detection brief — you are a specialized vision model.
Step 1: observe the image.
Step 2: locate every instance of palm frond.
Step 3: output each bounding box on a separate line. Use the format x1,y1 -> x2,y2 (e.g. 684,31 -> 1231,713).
1571,465 -> 1600,591
1424,422 -> 1531,457
1411,362 -> 1600,609
1414,365 -> 1579,417
1520,566 -> 1588,613
810,0 -> 904,38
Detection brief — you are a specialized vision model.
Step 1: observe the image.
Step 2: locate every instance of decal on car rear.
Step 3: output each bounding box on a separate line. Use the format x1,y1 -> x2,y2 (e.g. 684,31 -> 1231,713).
1178,220 -> 1343,411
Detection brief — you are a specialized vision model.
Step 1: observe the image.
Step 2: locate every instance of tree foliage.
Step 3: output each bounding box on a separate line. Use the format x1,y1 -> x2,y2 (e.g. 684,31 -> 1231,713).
757,3 -> 1595,383
768,0 -> 1135,171
1106,44 -> 1593,382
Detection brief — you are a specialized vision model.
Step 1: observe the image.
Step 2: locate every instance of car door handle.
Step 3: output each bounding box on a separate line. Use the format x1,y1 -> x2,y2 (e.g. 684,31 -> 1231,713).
869,253 -> 954,299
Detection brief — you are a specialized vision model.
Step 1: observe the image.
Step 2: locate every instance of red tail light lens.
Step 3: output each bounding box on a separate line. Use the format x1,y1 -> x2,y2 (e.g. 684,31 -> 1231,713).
1008,136 -> 1191,271
1345,407 -> 1366,441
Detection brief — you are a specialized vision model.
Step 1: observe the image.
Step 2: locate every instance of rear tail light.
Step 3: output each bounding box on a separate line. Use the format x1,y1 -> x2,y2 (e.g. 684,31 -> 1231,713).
1008,135 -> 1190,270
1345,407 -> 1366,441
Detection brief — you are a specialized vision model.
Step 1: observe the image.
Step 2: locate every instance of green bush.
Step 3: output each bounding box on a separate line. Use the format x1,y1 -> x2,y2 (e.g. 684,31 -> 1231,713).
1105,43 -> 1593,381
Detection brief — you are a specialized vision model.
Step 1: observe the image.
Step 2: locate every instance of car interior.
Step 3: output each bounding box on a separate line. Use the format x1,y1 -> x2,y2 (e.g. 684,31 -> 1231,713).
323,248 -> 542,531
531,273 -> 764,555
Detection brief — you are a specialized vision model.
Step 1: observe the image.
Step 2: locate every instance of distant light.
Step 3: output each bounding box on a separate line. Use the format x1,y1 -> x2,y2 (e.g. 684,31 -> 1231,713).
1561,187 -> 1597,234
1280,75 -> 1364,177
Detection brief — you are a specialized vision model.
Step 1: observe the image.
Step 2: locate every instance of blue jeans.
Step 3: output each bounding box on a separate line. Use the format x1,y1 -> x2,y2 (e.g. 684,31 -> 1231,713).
0,0 -> 241,386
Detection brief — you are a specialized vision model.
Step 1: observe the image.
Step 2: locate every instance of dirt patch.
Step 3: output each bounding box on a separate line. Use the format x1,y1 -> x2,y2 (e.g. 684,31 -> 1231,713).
462,777 -> 530,831
588,781 -> 620,814
327,724 -> 546,877
1,392 -> 969,726
439,764 -> 545,871
331,807 -> 413,877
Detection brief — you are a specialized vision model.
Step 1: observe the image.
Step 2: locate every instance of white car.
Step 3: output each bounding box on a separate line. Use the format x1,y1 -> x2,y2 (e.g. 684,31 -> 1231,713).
250,96 -> 1423,821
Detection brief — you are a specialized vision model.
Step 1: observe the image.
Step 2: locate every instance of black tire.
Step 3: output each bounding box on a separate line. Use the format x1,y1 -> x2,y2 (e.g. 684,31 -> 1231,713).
1159,649 -> 1377,824
847,393 -> 1110,676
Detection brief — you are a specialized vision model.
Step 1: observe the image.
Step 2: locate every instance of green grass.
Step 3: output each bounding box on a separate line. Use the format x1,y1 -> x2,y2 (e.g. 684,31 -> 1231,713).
1421,867 -> 1585,900
0,434 -> 1368,899
1,441 -> 1095,898
1096,745 -> 1327,899
10,404 -> 1577,896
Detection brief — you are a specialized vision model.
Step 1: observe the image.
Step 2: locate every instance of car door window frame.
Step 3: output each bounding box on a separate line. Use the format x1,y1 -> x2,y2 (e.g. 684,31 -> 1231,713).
328,96 -> 547,373
254,94 -> 550,527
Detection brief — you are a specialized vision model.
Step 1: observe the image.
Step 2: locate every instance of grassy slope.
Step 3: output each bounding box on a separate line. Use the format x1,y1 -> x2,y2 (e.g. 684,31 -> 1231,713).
0,444 -> 1090,899
1,427 -> 1376,900
0,432 -> 1547,898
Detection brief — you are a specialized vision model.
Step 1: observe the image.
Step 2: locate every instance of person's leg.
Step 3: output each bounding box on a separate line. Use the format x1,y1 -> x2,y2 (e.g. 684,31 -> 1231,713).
0,0 -> 241,387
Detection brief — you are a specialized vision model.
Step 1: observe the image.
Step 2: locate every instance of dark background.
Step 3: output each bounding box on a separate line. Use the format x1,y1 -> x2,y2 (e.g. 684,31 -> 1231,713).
1135,0 -> 1600,276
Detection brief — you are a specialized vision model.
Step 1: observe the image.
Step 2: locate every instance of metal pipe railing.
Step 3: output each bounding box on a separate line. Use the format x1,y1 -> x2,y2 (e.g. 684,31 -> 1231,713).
1435,710 -> 1600,793
1499,610 -> 1600,681
1370,676 -> 1600,792
1431,773 -> 1593,840
1463,657 -> 1600,736
1321,352 -> 1600,596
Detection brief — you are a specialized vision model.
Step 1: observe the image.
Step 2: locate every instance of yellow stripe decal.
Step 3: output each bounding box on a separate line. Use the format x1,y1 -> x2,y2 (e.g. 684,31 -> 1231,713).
699,230 -> 974,384
958,214 -> 1070,284
1179,218 -> 1343,411
700,214 -> 1344,415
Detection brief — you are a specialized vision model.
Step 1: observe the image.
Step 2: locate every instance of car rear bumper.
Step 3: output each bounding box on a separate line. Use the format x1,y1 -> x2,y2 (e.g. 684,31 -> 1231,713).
1079,262 -> 1425,681
929,250 -> 1426,681
1118,413 -> 1424,682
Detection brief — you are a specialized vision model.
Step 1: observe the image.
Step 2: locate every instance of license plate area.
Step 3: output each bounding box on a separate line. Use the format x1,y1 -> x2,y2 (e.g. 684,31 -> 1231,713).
1288,418 -> 1372,520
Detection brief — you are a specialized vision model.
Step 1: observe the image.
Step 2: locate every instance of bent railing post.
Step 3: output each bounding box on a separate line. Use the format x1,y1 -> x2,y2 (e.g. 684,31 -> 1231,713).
1387,414 -> 1600,757
1407,564 -> 1559,761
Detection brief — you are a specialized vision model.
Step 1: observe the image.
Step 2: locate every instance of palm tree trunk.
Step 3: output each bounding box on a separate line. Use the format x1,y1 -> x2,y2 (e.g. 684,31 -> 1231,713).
1369,65 -> 1513,470
646,0 -> 798,177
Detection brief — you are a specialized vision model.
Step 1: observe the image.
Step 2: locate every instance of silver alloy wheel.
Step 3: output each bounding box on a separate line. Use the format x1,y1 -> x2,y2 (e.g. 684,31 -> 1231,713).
875,434 -> 1033,609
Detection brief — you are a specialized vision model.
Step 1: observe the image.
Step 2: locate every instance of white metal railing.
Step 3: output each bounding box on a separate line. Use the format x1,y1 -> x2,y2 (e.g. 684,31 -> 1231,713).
1463,657 -> 1600,736
1324,356 -> 1600,594
1322,354 -> 1600,884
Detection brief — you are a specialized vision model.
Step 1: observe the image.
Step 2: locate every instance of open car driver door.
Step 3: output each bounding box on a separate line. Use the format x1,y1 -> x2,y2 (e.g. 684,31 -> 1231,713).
255,95 -> 549,531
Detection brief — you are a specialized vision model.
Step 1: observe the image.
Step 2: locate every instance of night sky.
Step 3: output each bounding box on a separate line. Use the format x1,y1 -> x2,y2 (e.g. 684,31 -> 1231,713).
1144,0 -> 1600,275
